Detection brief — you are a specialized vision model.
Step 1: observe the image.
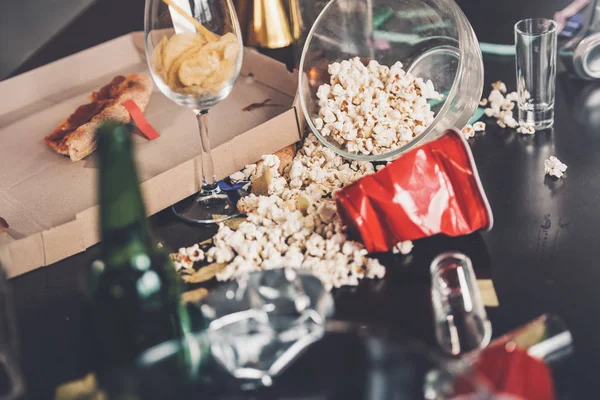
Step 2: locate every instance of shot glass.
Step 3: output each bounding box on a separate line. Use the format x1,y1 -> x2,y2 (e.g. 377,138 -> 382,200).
515,18 -> 558,130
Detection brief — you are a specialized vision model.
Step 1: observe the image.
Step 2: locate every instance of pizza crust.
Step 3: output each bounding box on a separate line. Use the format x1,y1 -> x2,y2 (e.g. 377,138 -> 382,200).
44,74 -> 154,162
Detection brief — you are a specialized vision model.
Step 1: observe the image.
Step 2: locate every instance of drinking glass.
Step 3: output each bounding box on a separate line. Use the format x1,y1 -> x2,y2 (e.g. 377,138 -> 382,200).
145,0 -> 244,224
515,18 -> 558,130
431,252 -> 492,358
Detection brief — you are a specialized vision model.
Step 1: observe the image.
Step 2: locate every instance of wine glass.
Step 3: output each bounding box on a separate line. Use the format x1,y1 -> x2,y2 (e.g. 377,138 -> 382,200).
145,0 -> 244,224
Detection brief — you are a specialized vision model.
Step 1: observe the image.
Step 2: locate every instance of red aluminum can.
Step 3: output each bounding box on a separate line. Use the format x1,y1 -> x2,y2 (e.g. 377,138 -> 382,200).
335,129 -> 493,253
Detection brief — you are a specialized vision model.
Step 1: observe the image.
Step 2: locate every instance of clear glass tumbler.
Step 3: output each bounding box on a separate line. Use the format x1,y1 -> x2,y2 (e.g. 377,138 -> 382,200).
515,18 -> 558,130
430,252 -> 492,358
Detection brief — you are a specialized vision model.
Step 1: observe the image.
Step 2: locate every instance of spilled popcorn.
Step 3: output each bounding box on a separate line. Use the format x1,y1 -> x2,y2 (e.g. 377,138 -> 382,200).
468,81 -> 536,138
171,244 -> 205,272
173,134 -> 413,291
314,57 -> 443,155
473,121 -> 486,132
461,125 -> 475,139
544,156 -> 567,179
491,80 -> 507,93
461,122 -> 485,140
485,86 -> 519,129
392,241 -> 414,255
516,125 -> 535,135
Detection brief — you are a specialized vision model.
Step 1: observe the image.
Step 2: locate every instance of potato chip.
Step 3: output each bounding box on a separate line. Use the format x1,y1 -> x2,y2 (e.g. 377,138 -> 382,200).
195,41 -> 223,60
251,166 -> 272,196
274,144 -> 297,173
165,42 -> 205,89
222,217 -> 247,230
151,36 -> 168,80
223,42 -> 240,61
181,263 -> 226,284
162,32 -> 205,72
202,61 -> 235,92
181,288 -> 209,304
199,238 -> 213,246
157,31 -> 240,96
220,32 -> 238,45
202,34 -> 236,59
295,194 -> 311,214
178,50 -> 220,87
54,373 -> 104,400
176,85 -> 206,97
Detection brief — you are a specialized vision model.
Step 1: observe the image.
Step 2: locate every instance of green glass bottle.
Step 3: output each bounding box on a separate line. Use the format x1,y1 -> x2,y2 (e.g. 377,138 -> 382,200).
88,122 -> 192,393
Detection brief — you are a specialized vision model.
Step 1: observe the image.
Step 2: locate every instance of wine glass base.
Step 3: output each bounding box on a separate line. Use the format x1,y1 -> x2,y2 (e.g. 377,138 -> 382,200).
173,191 -> 240,224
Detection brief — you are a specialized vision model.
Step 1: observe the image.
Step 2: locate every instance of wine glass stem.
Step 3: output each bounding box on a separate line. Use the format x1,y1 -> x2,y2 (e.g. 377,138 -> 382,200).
195,109 -> 220,195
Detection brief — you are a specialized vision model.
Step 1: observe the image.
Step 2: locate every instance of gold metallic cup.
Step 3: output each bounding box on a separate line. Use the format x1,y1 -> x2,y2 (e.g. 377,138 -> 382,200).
236,0 -> 299,49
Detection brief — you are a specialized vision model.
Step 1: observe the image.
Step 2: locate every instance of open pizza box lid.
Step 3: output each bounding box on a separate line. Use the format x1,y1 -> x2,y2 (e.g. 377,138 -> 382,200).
0,32 -> 303,278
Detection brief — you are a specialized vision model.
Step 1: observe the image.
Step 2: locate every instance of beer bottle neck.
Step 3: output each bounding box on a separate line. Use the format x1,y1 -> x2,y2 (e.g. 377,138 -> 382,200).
98,123 -> 153,261
102,220 -> 153,262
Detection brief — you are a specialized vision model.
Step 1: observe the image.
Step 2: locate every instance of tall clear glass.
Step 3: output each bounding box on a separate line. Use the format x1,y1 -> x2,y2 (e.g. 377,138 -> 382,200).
145,0 -> 244,224
515,18 -> 558,131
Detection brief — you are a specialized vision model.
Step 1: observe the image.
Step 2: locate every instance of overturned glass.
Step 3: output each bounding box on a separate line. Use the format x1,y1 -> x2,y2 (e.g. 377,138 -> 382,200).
431,252 -> 492,358
430,252 -> 574,398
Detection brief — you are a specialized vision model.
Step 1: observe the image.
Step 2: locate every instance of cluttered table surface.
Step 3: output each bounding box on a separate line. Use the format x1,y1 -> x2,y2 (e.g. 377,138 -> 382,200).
5,0 -> 600,398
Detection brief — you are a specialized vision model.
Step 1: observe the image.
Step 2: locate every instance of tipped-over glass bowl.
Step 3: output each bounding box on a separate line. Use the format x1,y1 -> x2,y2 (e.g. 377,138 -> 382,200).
298,0 -> 484,161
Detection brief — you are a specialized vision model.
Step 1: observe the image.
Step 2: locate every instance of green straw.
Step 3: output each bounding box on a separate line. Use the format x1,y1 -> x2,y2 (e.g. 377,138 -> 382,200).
413,21 -> 452,33
373,8 -> 395,29
469,107 -> 486,125
480,42 -> 515,56
373,30 -> 517,57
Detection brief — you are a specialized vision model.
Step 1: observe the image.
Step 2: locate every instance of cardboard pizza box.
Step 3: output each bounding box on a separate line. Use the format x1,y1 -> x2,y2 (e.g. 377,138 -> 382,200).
0,32 -> 302,278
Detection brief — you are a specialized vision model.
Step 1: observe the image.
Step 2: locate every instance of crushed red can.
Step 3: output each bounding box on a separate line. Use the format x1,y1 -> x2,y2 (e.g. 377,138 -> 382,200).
335,128 -> 493,253
473,342 -> 555,400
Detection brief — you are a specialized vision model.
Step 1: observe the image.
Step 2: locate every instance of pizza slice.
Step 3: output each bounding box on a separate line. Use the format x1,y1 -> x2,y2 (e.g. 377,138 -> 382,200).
44,73 -> 153,162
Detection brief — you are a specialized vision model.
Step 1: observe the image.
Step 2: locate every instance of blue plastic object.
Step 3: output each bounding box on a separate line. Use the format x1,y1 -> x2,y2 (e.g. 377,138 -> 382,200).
560,13 -> 584,38
218,180 -> 249,191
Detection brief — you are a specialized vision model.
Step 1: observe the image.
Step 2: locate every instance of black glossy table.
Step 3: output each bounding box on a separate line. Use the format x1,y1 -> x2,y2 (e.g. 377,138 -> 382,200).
7,0 -> 599,398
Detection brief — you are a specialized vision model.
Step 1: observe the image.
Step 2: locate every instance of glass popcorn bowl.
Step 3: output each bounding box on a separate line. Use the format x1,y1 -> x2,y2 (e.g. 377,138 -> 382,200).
298,0 -> 483,161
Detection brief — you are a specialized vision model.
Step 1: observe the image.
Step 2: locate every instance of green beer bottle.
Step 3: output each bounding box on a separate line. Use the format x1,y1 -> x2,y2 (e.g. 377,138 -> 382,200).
88,122 -> 191,392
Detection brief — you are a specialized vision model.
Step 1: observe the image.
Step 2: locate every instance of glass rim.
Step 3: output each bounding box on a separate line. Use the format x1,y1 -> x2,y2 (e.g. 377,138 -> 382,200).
514,18 -> 557,37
